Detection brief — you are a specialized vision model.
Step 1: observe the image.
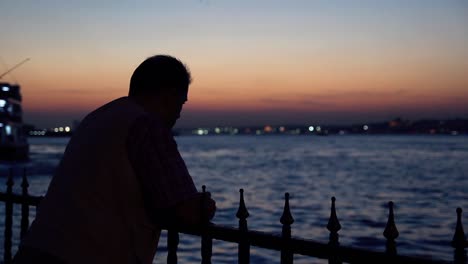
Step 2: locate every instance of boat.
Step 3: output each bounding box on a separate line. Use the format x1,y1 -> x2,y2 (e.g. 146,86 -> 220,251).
0,59 -> 30,161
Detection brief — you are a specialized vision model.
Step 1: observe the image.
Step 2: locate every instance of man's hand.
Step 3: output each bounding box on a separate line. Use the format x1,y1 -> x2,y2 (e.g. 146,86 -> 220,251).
173,192 -> 216,226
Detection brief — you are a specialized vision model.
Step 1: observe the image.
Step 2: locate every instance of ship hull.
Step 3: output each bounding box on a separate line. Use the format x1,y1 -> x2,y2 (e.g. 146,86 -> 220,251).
0,82 -> 29,161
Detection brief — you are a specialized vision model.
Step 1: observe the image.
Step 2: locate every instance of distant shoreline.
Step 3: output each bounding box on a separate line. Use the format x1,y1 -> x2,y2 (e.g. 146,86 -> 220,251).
26,118 -> 468,137
28,133 -> 467,139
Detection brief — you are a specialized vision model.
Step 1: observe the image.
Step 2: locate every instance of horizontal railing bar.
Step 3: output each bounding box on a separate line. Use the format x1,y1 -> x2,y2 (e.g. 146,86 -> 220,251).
0,192 -> 43,206
0,189 -> 449,264
170,223 -> 448,264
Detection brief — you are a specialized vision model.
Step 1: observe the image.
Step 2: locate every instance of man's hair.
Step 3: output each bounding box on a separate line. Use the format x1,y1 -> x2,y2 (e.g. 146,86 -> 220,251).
129,55 -> 191,97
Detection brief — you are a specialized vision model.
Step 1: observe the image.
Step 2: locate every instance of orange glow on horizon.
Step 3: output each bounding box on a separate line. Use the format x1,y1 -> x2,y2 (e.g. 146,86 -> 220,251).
8,43 -> 468,124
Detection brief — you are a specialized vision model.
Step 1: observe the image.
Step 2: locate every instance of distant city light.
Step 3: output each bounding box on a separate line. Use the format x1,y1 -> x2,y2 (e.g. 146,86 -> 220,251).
279,126 -> 285,132
65,126 -> 71,132
5,125 -> 11,135
59,127 -> 64,132
29,130 -> 46,136
2,86 -> 9,92
197,129 -> 204,135
0,100 -> 6,107
363,125 -> 369,131
264,125 -> 273,133
308,126 -> 314,132
0,123 -> 3,127
215,127 -> 221,134
54,128 -> 59,132
316,126 -> 321,132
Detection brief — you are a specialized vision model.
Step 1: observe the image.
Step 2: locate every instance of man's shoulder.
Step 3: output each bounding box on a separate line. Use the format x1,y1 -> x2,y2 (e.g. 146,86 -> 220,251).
84,97 -> 144,122
92,96 -> 140,115
73,97 -> 147,136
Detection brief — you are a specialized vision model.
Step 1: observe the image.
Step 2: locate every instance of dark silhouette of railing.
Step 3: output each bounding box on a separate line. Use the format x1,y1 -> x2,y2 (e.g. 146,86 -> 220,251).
0,171 -> 467,264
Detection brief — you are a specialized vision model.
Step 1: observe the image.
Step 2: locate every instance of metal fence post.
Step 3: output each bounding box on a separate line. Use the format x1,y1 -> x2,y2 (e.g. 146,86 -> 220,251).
383,201 -> 399,264
201,185 -> 212,264
327,197 -> 342,264
452,208 -> 467,264
21,169 -> 30,239
4,170 -> 14,264
167,229 -> 179,264
280,193 -> 294,264
236,189 -> 250,264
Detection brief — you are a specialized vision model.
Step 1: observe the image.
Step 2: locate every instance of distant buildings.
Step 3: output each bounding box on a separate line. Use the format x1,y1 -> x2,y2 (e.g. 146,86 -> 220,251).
173,118 -> 468,136
24,117 -> 468,137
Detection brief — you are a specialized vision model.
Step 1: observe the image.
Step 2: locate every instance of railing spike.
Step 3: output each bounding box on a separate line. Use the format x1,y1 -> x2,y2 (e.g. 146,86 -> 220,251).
236,189 -> 250,220
201,185 -> 212,264
4,168 -> 14,264
201,185 -> 209,223
384,201 -> 399,240
327,197 -> 341,247
280,193 -> 294,264
383,201 -> 399,255
20,168 -> 30,239
327,197 -> 341,233
167,230 -> 179,264
237,189 -> 250,264
280,193 -> 294,226
21,168 -> 29,190
452,208 -> 467,249
7,168 -> 14,190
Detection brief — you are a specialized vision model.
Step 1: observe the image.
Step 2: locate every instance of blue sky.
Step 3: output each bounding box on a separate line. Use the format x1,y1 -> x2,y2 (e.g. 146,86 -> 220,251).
1,0 -> 467,128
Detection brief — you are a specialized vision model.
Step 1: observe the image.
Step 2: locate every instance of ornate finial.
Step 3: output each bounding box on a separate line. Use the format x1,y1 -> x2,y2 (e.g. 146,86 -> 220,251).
384,201 -> 399,240
236,189 -> 250,263
280,193 -> 294,226
236,189 -> 250,220
384,201 -> 399,255
280,193 -> 294,264
21,168 -> 29,190
200,185 -> 209,224
452,208 -> 467,249
7,168 -> 14,188
327,197 -> 341,233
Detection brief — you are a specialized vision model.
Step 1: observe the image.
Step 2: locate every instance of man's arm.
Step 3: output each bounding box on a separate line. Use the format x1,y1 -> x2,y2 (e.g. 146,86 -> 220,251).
127,115 -> 216,227
171,192 -> 216,226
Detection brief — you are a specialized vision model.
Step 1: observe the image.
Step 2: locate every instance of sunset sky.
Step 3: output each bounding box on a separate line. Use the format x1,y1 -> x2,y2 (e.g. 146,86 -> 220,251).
1,0 -> 467,128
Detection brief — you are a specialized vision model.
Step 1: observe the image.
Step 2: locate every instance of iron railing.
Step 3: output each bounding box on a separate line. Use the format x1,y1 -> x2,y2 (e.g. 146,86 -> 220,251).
0,171 -> 467,264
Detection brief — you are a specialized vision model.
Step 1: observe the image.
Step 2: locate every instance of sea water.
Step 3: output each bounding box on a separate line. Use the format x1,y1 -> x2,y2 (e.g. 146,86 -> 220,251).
0,135 -> 467,263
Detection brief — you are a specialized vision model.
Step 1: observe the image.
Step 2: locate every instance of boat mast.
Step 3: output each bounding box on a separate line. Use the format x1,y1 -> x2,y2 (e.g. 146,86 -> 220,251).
0,58 -> 30,79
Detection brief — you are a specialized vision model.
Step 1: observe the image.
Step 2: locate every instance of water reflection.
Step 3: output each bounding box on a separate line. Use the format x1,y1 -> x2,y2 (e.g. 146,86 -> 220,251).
0,135 -> 467,263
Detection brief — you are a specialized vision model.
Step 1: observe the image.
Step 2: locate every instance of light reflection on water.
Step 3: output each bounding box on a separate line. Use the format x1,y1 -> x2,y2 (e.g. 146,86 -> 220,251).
0,135 -> 467,263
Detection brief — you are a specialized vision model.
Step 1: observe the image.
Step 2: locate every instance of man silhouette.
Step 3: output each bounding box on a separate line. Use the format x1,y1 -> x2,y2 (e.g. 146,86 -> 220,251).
14,55 -> 216,264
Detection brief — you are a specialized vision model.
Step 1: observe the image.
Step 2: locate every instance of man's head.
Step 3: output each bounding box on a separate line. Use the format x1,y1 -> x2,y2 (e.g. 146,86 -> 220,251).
129,55 -> 191,128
